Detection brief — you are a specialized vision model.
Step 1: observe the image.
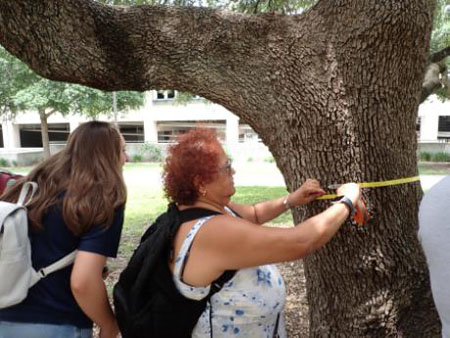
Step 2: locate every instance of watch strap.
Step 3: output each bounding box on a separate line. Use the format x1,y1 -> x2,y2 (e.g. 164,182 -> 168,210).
332,196 -> 356,216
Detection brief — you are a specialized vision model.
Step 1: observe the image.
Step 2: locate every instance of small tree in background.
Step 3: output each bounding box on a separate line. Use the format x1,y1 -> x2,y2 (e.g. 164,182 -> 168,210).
1,47 -> 145,158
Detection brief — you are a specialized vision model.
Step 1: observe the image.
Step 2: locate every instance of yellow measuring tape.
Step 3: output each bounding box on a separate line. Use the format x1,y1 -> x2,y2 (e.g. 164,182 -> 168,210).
316,176 -> 421,200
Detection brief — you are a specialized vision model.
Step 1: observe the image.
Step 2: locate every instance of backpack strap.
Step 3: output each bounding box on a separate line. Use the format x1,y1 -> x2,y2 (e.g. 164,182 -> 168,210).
30,250 -> 77,287
172,207 -> 225,276
173,209 -> 237,298
209,269 -> 236,296
17,182 -> 38,206
178,208 -> 222,223
177,207 -> 238,289
173,216 -> 214,286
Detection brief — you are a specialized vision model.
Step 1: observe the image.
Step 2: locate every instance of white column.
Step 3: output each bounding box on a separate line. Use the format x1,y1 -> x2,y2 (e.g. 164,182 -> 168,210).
226,114 -> 239,146
69,115 -> 83,132
225,114 -> 239,160
143,92 -> 158,142
2,119 -> 21,149
144,120 -> 158,142
420,114 -> 439,141
1,120 -> 8,149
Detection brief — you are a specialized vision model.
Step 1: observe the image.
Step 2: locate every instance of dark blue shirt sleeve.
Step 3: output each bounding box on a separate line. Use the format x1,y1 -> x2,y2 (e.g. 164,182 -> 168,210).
77,206 -> 124,258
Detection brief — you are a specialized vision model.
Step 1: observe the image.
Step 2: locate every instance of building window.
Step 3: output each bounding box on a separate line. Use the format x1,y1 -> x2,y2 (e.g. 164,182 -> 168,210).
19,123 -> 70,148
157,121 -> 225,143
416,117 -> 421,139
438,116 -> 450,141
167,90 -> 175,99
156,91 -> 165,99
118,123 -> 144,143
239,123 -> 260,142
155,90 -> 176,100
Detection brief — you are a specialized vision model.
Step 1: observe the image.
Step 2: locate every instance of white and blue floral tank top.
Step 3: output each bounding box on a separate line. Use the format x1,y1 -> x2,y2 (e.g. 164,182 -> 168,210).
173,214 -> 287,337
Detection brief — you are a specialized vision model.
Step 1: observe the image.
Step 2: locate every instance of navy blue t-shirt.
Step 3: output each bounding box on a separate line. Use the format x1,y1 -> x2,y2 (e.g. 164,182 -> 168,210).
0,202 -> 124,328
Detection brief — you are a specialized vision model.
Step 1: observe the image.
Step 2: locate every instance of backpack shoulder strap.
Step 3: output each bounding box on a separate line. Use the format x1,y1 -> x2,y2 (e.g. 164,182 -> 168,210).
173,216 -> 216,283
17,182 -> 38,206
209,269 -> 236,297
173,208 -> 237,289
30,250 -> 77,287
178,208 -> 222,223
167,207 -> 222,258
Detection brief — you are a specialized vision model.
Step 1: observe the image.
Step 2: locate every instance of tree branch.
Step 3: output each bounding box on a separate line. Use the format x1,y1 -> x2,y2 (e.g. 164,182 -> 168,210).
420,45 -> 450,102
45,109 -> 57,118
0,0 -> 290,94
0,0 -> 322,132
430,46 -> 450,63
421,61 -> 448,103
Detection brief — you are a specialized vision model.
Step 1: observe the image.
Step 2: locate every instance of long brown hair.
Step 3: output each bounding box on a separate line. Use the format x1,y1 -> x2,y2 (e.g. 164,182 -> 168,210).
1,121 -> 127,236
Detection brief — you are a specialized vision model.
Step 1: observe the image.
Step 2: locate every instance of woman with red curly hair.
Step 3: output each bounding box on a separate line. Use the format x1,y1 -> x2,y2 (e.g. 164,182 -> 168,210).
163,128 -> 360,338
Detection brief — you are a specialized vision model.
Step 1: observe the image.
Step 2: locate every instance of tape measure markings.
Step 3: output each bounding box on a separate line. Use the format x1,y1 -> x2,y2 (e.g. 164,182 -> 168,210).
316,176 -> 420,200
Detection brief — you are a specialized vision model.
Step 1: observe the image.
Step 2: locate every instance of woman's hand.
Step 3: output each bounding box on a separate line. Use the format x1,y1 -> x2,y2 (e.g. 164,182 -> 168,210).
99,323 -> 120,338
288,179 -> 326,206
336,183 -> 361,205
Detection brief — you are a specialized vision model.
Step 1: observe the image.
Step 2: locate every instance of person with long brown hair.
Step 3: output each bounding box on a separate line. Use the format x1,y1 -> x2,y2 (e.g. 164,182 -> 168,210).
0,121 -> 127,338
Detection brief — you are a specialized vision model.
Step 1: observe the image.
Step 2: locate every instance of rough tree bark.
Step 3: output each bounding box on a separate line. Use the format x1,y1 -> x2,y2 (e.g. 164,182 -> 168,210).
0,0 -> 440,336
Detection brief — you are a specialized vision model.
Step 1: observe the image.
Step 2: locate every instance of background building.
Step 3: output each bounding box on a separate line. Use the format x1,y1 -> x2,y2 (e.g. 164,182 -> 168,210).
417,96 -> 450,154
0,92 -> 448,165
0,90 -> 271,165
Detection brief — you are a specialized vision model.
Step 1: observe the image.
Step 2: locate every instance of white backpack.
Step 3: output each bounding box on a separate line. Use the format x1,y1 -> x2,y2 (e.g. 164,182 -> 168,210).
0,182 -> 76,308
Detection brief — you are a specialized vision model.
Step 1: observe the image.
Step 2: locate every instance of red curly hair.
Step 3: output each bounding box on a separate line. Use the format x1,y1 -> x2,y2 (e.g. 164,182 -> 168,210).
163,128 -> 222,205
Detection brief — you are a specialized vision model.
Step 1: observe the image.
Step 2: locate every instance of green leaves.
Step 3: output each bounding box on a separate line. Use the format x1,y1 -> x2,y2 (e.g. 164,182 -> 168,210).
0,47 -> 144,119
431,1 -> 450,54
13,80 -> 73,116
226,0 -> 316,15
0,47 -> 35,115
70,85 -> 144,119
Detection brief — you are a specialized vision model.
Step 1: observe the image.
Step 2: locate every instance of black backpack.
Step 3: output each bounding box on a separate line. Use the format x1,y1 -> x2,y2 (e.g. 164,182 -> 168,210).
113,203 -> 236,338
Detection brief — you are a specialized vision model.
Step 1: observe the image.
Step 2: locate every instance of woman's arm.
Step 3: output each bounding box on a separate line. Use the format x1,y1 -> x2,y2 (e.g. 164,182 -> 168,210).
229,179 -> 325,224
71,251 -> 119,338
180,183 -> 360,287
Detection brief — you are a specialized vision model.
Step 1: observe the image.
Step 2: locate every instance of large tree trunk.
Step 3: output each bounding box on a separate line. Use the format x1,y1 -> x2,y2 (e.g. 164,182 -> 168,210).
0,0 -> 440,335
39,109 -> 51,159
